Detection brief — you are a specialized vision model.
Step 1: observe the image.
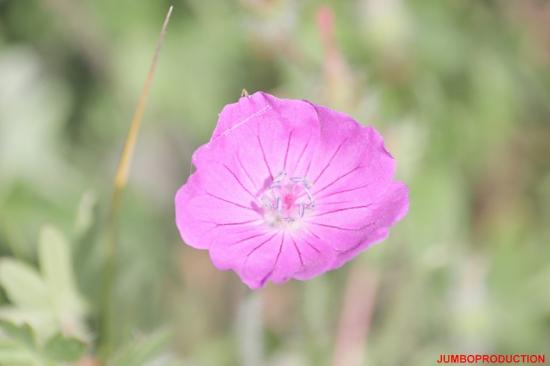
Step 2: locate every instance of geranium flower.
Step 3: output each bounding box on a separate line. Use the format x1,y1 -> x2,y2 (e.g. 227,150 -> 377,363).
175,92 -> 408,289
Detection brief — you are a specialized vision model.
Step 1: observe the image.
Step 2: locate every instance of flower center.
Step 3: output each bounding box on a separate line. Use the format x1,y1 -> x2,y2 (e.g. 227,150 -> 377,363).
260,171 -> 315,228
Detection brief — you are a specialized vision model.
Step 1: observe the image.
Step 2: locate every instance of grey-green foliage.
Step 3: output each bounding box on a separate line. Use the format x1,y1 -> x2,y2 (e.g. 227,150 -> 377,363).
109,329 -> 173,366
0,320 -> 85,366
0,225 -> 88,365
0,225 -> 88,342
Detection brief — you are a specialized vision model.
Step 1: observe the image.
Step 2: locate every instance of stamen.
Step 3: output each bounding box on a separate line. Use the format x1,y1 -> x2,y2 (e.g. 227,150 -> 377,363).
259,171 -> 315,228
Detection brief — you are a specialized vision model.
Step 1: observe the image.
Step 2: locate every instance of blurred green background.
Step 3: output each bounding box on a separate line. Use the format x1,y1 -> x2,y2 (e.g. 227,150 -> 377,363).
0,0 -> 549,365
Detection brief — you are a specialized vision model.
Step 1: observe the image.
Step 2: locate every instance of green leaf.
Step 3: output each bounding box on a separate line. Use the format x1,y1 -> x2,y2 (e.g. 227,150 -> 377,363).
42,333 -> 86,362
37,225 -> 88,342
0,322 -> 86,364
38,225 -> 86,313
0,320 -> 36,351
0,306 -> 56,343
110,329 -> 172,366
0,259 -> 49,309
0,338 -> 37,365
39,226 -> 73,295
74,191 -> 97,238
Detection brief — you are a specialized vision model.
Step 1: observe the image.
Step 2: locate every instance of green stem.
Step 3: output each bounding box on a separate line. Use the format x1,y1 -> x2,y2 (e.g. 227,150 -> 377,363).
237,290 -> 264,366
97,5 -> 173,361
98,189 -> 122,358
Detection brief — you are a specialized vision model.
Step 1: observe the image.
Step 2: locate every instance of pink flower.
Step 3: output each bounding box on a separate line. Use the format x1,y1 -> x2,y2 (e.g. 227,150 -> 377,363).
175,92 -> 408,289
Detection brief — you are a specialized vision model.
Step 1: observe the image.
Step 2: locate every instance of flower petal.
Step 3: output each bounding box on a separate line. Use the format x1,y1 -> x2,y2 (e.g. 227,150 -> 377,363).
175,92 -> 410,288
305,181 -> 409,265
175,172 -> 262,250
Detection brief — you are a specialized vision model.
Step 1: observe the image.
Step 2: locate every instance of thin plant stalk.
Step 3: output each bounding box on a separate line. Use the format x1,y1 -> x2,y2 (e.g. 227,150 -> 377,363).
237,290 -> 264,366
98,5 -> 173,359
331,267 -> 378,366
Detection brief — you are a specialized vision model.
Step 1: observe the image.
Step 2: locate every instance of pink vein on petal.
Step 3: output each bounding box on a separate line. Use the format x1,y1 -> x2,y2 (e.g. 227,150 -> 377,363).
232,231 -> 271,246
212,218 -> 261,227
313,165 -> 364,196
304,227 -> 323,241
336,239 -> 367,254
308,221 -> 374,232
246,233 -> 278,259
302,237 -> 322,254
283,131 -> 293,171
313,204 -> 373,218
236,150 -> 257,190
304,158 -> 313,177
293,135 -> 311,174
223,164 -> 256,199
316,200 -> 353,206
260,234 -> 285,286
257,135 -> 273,178
316,182 -> 373,200
312,139 -> 347,184
290,236 -> 304,266
205,191 -> 255,212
